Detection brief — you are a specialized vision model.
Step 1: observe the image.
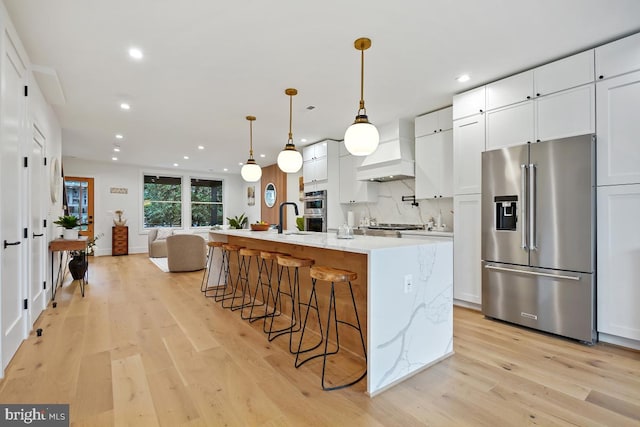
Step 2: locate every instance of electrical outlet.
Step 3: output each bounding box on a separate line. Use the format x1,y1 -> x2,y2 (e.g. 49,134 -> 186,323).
404,274 -> 413,294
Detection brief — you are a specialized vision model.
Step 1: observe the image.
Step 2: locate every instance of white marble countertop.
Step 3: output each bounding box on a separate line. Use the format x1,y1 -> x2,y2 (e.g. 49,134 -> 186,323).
210,229 -> 443,255
399,230 -> 453,238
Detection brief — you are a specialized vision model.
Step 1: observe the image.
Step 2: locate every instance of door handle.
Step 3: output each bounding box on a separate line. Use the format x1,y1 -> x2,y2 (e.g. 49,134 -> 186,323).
32,233 -> 44,238
520,164 -> 527,250
484,264 -> 580,281
529,163 -> 536,250
4,240 -> 21,249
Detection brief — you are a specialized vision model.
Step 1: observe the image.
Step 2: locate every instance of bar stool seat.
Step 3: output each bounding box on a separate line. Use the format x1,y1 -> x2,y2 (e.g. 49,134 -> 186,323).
266,255 -> 321,355
295,265 -> 367,391
201,241 -> 225,294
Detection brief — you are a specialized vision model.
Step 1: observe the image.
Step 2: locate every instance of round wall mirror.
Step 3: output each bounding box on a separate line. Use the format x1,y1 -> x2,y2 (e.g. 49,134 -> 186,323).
264,182 -> 277,208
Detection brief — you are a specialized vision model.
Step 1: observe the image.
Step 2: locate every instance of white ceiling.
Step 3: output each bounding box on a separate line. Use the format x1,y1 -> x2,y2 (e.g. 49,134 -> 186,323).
4,0 -> 640,175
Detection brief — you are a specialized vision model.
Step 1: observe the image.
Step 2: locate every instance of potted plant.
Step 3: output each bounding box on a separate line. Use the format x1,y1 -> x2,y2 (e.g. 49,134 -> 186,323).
68,233 -> 103,280
226,213 -> 248,229
53,215 -> 80,240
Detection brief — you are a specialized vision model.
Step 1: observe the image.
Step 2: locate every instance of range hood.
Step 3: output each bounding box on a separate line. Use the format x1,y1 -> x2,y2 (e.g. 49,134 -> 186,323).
356,118 -> 415,182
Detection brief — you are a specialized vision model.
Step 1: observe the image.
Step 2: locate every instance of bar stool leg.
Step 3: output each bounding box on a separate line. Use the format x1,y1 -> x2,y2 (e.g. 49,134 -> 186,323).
214,248 -> 231,302
200,244 -> 214,292
239,254 -> 260,318
262,259 -> 284,331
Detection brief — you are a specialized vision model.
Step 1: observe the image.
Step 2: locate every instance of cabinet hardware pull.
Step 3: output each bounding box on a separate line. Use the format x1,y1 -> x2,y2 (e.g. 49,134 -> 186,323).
4,240 -> 21,249
599,75 -> 604,79
32,233 -> 44,238
526,95 -> 531,99
536,93 -> 541,97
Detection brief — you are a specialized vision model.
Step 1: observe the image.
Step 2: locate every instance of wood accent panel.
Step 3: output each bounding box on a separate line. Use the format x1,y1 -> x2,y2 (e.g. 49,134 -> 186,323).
227,235 -> 367,357
1,254 -> 639,425
260,164 -> 287,228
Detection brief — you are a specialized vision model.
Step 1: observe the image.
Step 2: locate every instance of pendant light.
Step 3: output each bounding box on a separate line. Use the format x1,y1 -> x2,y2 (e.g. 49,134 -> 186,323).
277,88 -> 303,173
240,116 -> 262,182
344,37 -> 380,156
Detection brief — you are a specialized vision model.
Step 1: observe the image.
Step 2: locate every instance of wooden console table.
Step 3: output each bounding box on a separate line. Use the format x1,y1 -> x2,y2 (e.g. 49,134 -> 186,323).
49,237 -> 88,300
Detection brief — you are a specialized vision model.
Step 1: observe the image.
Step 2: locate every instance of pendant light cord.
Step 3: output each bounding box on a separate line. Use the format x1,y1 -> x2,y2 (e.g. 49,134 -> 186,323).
249,119 -> 254,158
359,47 -> 366,114
288,93 -> 294,143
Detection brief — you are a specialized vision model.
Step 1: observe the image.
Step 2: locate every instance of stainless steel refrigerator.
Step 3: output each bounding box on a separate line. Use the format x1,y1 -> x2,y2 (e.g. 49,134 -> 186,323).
481,134 -> 596,343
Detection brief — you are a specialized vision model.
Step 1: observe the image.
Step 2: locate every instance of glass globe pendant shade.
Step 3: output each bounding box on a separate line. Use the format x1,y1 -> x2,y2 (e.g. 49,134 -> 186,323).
344,116 -> 379,156
241,159 -> 262,182
277,144 -> 303,173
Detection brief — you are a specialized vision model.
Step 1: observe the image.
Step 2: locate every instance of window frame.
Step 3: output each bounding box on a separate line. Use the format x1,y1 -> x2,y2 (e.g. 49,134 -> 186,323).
189,176 -> 224,228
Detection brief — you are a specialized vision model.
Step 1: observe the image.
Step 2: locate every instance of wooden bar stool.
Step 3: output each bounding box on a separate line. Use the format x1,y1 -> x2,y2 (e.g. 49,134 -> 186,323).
216,244 -> 244,308
245,251 -> 289,324
266,255 -> 322,355
201,241 -> 225,296
295,266 -> 367,391
237,248 -> 262,317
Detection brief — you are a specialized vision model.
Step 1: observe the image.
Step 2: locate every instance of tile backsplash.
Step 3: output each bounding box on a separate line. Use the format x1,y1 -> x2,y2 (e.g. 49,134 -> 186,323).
338,179 -> 454,230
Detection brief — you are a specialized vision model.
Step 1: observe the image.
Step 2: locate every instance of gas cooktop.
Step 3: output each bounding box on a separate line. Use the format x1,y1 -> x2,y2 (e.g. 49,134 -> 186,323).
366,223 -> 424,231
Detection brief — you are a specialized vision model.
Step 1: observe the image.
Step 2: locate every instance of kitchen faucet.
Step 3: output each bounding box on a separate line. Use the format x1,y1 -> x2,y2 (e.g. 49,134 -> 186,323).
278,202 -> 299,234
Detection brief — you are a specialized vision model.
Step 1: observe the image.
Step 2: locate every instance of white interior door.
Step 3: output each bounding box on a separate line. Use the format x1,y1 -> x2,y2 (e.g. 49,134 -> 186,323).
1,30 -> 27,371
29,125 -> 46,326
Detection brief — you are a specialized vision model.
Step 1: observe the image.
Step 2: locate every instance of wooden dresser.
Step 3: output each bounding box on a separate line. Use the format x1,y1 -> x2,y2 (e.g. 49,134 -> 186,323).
112,226 -> 128,256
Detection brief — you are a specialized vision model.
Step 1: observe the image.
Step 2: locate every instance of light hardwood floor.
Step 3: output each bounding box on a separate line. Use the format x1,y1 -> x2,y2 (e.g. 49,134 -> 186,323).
1,254 -> 638,426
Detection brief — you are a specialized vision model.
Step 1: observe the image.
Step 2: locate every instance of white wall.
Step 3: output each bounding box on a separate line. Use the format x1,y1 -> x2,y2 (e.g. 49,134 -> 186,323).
339,178 -> 454,230
62,158 -> 254,255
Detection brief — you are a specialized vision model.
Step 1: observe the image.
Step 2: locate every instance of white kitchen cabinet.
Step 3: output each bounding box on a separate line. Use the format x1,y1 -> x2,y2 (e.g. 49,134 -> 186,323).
536,84 -> 595,142
596,70 -> 640,186
595,31 -> 640,80
303,140 -> 329,189
452,87 -> 485,121
415,130 -> 453,200
486,71 -> 533,111
339,155 -> 378,204
597,184 -> 640,342
453,114 -> 484,195
534,50 -> 594,97
453,194 -> 482,306
303,141 -> 328,162
415,106 -> 453,137
485,101 -> 535,150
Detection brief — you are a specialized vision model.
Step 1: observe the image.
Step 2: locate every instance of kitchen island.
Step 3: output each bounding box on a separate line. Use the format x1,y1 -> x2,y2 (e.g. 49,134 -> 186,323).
210,229 -> 453,396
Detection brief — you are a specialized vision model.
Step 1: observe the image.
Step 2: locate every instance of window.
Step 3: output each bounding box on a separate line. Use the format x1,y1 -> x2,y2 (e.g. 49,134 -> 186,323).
143,175 -> 182,228
191,178 -> 223,227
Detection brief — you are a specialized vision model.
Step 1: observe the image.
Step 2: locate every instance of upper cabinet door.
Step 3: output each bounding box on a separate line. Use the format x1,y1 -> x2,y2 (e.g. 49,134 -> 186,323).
415,111 -> 438,137
596,70 -> 640,186
595,32 -> 640,80
534,50 -> 595,97
535,84 -> 595,142
453,114 -> 485,195
486,71 -> 534,111
485,102 -> 535,150
453,87 -> 486,120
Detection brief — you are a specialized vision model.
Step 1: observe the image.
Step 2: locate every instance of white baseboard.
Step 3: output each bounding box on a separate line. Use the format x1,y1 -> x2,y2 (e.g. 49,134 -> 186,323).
598,332 -> 640,351
453,299 -> 481,311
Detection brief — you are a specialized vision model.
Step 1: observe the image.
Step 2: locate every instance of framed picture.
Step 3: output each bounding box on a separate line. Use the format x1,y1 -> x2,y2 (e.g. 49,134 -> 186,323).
247,185 -> 255,206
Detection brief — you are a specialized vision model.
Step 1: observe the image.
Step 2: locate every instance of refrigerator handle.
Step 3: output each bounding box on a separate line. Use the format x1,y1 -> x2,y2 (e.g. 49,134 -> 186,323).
520,164 -> 528,250
484,264 -> 580,281
529,163 -> 537,250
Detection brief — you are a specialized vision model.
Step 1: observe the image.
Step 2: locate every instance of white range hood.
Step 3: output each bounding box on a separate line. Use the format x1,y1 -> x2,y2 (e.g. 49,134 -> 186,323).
356,118 -> 415,182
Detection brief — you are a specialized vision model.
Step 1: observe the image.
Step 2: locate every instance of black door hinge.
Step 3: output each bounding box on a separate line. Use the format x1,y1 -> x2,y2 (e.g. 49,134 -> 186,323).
23,299 -> 28,310
24,157 -> 28,167
43,281 -> 46,290
24,86 -> 28,96
23,228 -> 28,239
43,219 -> 47,228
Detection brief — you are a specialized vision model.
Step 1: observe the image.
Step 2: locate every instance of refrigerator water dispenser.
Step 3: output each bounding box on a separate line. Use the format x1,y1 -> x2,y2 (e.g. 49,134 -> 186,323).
494,196 -> 517,231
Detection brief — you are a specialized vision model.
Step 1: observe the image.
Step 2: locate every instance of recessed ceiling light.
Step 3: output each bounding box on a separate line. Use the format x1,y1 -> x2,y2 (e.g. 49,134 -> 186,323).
300,138 -> 307,143
259,154 -> 266,158
113,146 -> 121,152
112,156 -> 118,161
197,145 -> 204,150
120,103 -> 130,110
173,163 -> 179,167
223,168 -> 228,172
128,47 -> 143,60
115,134 -> 124,139
183,155 -> 189,160
456,74 -> 470,83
